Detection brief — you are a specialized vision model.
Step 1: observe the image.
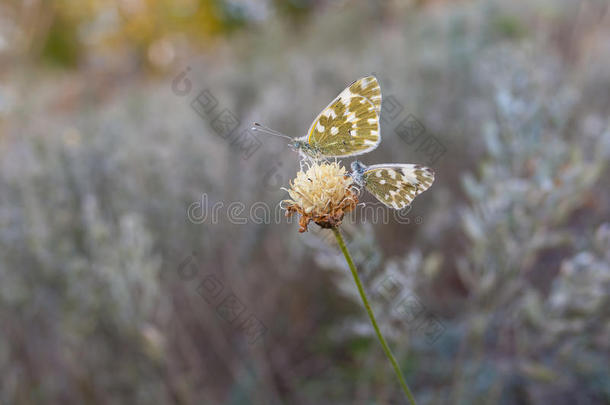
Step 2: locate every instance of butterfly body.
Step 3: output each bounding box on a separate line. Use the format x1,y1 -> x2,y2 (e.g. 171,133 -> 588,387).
350,160 -> 368,184
291,139 -> 322,159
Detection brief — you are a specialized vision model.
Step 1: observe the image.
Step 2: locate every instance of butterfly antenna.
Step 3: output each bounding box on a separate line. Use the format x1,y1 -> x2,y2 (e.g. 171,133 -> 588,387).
251,122 -> 293,141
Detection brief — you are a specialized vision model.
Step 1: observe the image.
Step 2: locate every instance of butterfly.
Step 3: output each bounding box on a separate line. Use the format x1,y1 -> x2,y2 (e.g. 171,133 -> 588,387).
253,75 -> 382,159
350,160 -> 435,209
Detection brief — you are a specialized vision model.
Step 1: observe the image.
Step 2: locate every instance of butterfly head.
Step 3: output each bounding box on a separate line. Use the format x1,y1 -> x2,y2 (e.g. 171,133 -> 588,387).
292,139 -> 321,159
350,160 -> 367,186
291,139 -> 307,151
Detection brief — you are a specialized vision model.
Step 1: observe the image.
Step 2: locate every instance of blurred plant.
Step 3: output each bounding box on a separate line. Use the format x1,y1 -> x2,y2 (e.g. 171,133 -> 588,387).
4,0 -> 322,70
448,42 -> 610,402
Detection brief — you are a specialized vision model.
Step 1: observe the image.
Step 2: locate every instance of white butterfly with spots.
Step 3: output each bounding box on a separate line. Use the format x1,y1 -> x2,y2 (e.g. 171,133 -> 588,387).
253,75 -> 382,159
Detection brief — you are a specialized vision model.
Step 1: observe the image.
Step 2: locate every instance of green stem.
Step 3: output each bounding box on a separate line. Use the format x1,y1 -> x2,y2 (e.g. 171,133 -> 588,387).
332,227 -> 417,405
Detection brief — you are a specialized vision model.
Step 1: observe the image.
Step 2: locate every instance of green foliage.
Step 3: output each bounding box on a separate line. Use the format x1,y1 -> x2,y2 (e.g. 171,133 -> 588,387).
41,16 -> 80,67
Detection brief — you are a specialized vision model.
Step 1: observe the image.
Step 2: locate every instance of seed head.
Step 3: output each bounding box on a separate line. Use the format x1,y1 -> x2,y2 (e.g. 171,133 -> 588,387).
283,161 -> 358,232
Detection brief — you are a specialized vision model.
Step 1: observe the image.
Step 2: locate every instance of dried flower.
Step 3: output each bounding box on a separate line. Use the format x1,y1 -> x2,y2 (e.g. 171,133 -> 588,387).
283,161 -> 358,232
282,160 -> 418,403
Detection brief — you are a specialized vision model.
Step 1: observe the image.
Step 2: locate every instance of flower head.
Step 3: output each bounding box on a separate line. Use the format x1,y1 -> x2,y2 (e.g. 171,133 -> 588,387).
283,161 -> 358,232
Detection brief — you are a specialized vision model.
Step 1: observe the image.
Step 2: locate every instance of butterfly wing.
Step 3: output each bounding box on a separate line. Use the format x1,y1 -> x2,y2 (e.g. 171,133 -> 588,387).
300,76 -> 382,158
346,75 -> 382,112
363,164 -> 435,209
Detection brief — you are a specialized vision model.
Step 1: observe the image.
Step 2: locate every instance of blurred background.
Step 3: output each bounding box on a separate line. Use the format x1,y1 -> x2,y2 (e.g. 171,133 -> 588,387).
1,0 -> 609,404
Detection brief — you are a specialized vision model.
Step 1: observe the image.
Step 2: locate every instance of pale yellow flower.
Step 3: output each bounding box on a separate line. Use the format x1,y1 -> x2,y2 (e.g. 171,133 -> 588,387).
283,161 -> 358,232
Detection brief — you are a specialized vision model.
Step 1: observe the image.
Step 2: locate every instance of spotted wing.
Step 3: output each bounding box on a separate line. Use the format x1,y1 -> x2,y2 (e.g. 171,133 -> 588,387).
363,164 -> 435,209
346,75 -> 382,112
302,76 -> 381,158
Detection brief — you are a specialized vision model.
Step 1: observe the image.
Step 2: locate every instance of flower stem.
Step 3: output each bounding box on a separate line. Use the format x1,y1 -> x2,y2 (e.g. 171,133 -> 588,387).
332,227 -> 417,405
